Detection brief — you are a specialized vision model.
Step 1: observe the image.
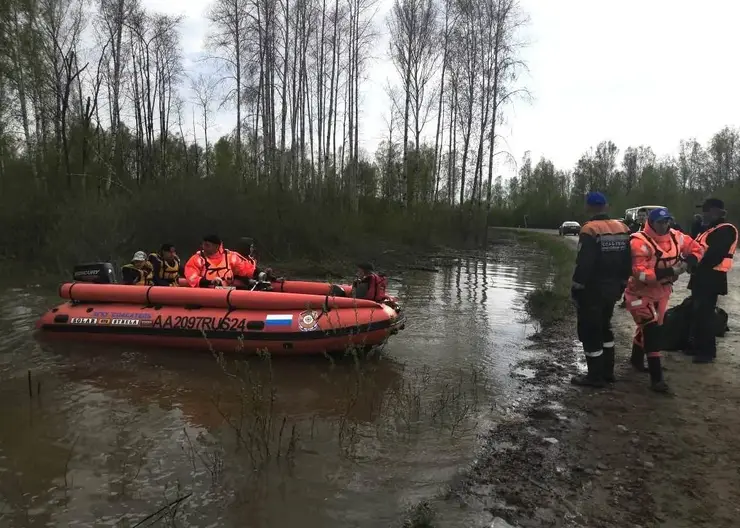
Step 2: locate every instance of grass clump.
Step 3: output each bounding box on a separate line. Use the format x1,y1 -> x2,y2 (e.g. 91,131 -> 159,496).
401,500 -> 436,528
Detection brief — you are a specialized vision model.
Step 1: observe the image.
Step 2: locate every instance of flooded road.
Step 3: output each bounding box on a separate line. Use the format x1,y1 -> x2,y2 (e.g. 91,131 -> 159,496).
0,240 -> 554,527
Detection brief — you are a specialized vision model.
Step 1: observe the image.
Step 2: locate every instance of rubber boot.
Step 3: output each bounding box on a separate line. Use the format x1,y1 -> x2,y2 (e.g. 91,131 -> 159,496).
603,346 -> 616,383
647,356 -> 669,393
571,355 -> 605,388
630,343 -> 648,372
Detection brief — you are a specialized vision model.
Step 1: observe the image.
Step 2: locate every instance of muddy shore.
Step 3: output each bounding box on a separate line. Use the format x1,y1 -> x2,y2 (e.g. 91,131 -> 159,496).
441,232 -> 740,528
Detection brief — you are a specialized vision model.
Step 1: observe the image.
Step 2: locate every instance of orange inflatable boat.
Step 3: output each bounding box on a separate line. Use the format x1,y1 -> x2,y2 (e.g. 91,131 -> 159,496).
35,264 -> 405,355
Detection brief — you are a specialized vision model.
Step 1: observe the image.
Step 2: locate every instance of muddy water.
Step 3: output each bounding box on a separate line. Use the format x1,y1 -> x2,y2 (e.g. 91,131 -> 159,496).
0,242 -> 552,528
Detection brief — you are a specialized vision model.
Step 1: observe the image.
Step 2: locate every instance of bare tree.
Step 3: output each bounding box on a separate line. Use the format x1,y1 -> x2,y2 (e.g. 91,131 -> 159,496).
37,0 -> 87,186
451,2 -> 478,206
99,0 -> 136,186
485,0 -> 529,209
190,73 -> 218,179
206,0 -> 249,183
388,0 -> 439,208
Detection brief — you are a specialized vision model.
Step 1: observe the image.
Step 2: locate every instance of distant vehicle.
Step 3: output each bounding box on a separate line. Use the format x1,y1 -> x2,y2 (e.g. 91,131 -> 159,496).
559,221 -> 581,236
624,205 -> 666,225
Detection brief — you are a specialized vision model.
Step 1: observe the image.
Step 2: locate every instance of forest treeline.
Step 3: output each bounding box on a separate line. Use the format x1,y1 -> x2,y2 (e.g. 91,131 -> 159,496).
496,127 -> 740,230
0,0 -> 527,272
0,0 -> 737,274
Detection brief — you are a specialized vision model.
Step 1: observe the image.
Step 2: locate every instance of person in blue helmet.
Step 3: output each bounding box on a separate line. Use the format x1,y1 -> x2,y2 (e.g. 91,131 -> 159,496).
570,191 -> 632,388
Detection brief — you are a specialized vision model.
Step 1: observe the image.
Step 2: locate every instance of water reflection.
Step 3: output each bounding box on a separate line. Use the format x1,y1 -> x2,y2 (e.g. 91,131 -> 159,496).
0,241 -> 553,527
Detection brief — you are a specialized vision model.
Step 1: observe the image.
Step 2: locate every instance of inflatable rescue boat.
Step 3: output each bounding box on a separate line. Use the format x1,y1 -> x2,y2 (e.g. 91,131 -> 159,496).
35,263 -> 405,355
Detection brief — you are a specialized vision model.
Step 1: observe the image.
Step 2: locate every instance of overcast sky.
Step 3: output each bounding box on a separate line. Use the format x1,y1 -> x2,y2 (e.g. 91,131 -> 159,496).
142,0 -> 740,178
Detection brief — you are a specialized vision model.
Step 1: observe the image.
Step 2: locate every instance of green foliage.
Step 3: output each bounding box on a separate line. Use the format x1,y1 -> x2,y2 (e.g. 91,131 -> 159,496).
489,128 -> 740,229
0,170 -> 468,278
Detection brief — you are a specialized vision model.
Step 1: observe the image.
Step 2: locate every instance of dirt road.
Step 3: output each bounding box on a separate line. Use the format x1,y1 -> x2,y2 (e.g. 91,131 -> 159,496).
456,229 -> 740,527
567,235 -> 740,527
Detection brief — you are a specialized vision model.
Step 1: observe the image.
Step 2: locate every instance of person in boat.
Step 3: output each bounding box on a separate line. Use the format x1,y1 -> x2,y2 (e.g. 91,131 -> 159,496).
236,237 -> 278,283
121,251 -> 154,285
352,263 -> 388,302
624,207 -> 702,392
148,243 -> 181,287
184,234 -> 256,288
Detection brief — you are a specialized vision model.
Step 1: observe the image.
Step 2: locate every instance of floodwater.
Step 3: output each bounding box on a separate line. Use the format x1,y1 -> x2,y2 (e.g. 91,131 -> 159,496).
0,241 -> 554,528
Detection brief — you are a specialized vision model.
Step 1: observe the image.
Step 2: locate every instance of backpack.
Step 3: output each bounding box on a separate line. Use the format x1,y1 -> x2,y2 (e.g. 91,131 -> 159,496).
662,297 -> 730,351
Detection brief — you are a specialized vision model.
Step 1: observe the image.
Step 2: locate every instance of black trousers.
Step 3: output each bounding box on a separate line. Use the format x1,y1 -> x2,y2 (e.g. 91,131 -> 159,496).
690,291 -> 720,358
576,295 -> 616,353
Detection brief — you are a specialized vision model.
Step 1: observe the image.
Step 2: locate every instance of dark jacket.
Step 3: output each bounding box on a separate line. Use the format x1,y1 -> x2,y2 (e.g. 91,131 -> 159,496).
688,219 -> 738,296
572,213 -> 632,302
689,218 -> 704,238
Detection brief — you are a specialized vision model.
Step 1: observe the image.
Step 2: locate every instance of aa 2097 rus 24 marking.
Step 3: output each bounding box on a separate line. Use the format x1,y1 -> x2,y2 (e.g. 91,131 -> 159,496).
151,315 -> 250,332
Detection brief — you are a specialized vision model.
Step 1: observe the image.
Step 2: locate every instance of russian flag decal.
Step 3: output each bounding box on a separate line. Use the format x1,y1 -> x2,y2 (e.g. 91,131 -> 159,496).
265,314 -> 294,326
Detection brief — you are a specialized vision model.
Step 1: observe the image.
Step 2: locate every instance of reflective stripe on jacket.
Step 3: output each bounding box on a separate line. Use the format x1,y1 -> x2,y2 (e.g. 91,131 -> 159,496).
695,223 -> 738,272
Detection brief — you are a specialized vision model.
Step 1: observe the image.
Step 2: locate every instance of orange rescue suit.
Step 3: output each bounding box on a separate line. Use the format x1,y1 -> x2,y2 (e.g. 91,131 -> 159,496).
184,246 -> 256,288
624,224 -> 703,355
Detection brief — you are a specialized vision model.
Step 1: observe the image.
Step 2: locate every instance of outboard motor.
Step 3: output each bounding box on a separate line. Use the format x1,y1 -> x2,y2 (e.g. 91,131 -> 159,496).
73,262 -> 117,284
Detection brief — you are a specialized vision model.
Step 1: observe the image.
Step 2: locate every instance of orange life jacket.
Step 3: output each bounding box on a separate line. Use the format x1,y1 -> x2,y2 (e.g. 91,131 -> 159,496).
199,249 -> 235,284
631,230 -> 680,286
366,273 -> 388,302
695,223 -> 738,273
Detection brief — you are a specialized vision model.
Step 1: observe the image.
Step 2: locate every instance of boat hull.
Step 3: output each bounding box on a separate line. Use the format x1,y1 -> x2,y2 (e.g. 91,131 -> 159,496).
36,283 -> 404,355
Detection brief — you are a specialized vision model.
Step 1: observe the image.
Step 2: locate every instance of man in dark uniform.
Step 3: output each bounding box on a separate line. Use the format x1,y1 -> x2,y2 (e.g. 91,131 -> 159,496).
686,198 -> 738,363
571,191 -> 632,387
689,213 -> 704,238
630,207 -> 648,233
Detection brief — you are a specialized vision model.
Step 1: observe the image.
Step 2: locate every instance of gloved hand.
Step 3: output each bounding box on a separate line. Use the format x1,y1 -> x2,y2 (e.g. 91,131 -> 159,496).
672,262 -> 688,276
683,255 -> 699,273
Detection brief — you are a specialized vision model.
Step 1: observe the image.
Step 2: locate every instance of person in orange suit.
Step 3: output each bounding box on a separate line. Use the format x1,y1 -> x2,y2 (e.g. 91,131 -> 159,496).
624,207 -> 703,392
184,234 -> 256,288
